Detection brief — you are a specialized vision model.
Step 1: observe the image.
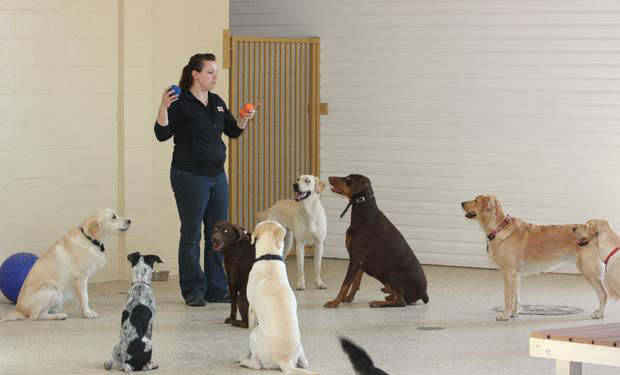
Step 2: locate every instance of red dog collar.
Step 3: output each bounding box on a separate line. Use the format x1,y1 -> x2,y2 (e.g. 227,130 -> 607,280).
487,215 -> 512,241
605,247 -> 620,268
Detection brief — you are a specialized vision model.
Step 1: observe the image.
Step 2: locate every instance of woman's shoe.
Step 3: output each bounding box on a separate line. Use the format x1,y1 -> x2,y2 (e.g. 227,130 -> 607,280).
185,295 -> 207,307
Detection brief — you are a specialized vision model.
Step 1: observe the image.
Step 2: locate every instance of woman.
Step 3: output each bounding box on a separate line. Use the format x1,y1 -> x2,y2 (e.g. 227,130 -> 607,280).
154,53 -> 255,306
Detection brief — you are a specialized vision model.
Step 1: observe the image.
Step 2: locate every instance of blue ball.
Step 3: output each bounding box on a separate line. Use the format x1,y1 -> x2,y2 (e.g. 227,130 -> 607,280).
0,252 -> 38,304
169,84 -> 181,96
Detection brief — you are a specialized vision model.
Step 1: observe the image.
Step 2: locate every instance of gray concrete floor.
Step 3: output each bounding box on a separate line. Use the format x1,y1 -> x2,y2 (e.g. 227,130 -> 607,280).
1,259 -> 620,374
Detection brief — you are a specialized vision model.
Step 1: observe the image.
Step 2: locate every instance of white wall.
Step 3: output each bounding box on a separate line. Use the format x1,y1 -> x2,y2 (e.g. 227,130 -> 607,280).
0,1 -> 120,283
0,0 -> 230,297
231,0 -> 620,269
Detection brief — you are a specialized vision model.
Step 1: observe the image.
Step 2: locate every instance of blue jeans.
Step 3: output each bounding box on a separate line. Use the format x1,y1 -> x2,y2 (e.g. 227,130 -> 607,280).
170,168 -> 229,301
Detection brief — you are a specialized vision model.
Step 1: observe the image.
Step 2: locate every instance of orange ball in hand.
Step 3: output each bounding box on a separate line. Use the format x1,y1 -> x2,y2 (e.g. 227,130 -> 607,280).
240,103 -> 254,117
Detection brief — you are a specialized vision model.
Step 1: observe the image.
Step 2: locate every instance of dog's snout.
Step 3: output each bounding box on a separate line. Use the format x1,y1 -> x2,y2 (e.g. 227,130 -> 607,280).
127,219 -> 132,225
461,202 -> 466,208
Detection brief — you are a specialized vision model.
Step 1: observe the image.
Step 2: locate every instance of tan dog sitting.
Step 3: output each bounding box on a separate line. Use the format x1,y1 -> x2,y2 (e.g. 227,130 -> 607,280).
1,209 -> 131,322
461,195 -> 606,321
574,219 -> 620,300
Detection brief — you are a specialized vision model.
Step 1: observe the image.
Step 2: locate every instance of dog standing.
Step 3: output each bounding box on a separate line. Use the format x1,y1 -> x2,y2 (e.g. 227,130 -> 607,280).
325,174 -> 429,308
211,220 -> 255,328
574,219 -> 620,300
104,252 -> 162,374
240,220 -> 315,374
257,175 -> 327,290
1,209 -> 130,322
461,194 -> 607,320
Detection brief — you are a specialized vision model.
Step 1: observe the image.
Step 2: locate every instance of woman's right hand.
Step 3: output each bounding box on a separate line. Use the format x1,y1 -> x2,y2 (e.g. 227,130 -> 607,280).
160,86 -> 179,110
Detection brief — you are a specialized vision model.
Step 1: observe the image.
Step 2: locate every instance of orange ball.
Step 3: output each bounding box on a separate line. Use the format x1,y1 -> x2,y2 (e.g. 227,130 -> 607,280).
240,103 -> 254,117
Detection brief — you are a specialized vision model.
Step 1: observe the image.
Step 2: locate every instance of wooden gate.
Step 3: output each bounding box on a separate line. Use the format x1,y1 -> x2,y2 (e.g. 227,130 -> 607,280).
223,32 -> 321,230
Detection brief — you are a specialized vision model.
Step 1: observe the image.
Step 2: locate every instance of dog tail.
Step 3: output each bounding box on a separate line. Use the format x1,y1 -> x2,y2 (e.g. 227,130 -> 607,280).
256,210 -> 267,222
277,360 -> 316,375
422,294 -> 429,304
340,337 -> 388,375
0,309 -> 26,323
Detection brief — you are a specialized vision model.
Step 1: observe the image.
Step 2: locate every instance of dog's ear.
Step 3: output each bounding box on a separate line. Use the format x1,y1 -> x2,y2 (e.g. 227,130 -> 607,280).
585,220 -> 600,238
273,224 -> 286,245
127,252 -> 141,267
361,176 -> 369,190
352,175 -> 369,195
232,223 -> 250,242
315,177 -> 326,194
483,196 -> 497,212
143,255 -> 163,268
86,217 -> 102,240
251,226 -> 260,245
252,222 -> 269,245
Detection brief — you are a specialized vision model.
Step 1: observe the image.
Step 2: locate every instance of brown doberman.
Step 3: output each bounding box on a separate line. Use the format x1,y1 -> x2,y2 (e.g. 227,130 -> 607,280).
211,221 -> 255,328
325,174 -> 429,308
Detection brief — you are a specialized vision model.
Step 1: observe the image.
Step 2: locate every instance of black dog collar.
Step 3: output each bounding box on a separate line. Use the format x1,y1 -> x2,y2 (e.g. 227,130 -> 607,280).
80,227 -> 105,252
339,191 -> 375,218
254,254 -> 284,263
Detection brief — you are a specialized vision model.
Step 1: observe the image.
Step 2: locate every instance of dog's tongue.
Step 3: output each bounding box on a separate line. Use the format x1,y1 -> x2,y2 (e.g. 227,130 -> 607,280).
295,192 -> 304,201
212,241 -> 223,252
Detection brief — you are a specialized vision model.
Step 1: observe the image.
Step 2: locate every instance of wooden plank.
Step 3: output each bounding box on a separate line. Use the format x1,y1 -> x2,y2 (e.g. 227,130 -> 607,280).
531,323 -> 620,345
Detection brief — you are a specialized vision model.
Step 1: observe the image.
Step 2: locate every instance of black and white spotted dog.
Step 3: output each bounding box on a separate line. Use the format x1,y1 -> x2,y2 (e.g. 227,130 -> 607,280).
104,252 -> 162,374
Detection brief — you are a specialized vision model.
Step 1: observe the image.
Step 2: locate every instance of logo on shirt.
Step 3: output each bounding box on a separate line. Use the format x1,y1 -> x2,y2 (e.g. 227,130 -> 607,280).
217,106 -> 224,112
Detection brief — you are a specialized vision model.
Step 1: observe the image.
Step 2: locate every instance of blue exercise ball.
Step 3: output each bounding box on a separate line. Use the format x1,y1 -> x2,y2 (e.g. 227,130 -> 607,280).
0,252 -> 38,304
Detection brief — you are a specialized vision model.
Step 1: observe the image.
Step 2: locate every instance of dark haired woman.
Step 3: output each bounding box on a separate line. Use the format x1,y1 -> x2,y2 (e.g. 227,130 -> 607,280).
154,53 -> 255,306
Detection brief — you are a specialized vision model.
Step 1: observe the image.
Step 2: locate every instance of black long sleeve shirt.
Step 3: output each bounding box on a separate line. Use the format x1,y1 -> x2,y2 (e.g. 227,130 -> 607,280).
154,90 -> 244,176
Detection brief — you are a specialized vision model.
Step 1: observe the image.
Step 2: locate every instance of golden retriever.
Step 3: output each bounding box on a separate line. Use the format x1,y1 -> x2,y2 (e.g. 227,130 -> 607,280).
573,219 -> 620,299
240,220 -> 315,374
257,175 -> 327,291
461,194 -> 606,321
1,208 -> 130,322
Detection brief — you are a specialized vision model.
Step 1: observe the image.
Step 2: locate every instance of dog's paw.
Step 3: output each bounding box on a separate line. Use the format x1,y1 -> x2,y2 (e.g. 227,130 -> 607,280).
225,317 -> 232,324
83,309 -> 98,319
496,314 -> 511,321
314,280 -> 327,289
369,301 -> 382,308
591,310 -> 605,319
343,295 -> 354,303
296,281 -> 306,291
238,351 -> 251,362
323,300 -> 340,308
240,358 -> 261,370
104,360 -> 113,370
145,361 -> 159,370
58,313 -> 68,320
232,320 -> 249,328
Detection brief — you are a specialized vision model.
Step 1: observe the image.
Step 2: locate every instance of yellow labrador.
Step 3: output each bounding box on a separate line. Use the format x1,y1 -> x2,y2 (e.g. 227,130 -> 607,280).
573,219 -> 620,300
257,175 -> 327,291
461,195 -> 606,321
240,220 -> 315,374
1,209 -> 130,322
